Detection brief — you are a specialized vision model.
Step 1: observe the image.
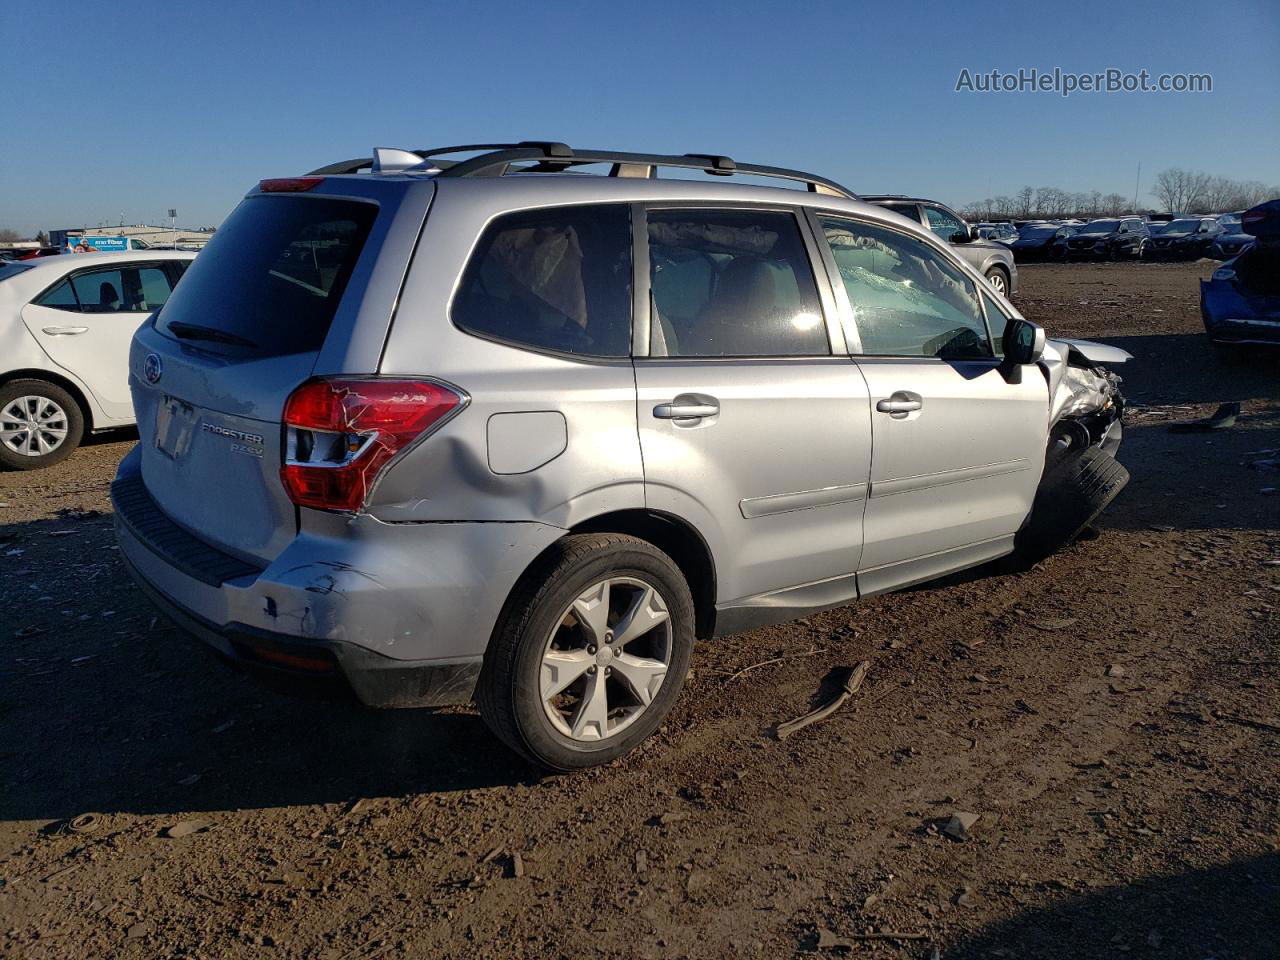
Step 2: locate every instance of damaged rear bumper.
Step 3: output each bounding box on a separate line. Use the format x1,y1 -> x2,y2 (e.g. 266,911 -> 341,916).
112,447 -> 564,708
120,551 -> 482,707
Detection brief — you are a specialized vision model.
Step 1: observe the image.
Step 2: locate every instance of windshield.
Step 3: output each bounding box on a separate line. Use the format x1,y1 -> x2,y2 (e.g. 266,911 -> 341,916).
156,194 -> 377,357
1021,226 -> 1059,238
1164,219 -> 1199,233
1080,220 -> 1120,234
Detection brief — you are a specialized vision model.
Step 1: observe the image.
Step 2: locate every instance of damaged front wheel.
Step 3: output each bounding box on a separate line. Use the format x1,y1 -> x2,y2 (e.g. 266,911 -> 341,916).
1015,446 -> 1130,564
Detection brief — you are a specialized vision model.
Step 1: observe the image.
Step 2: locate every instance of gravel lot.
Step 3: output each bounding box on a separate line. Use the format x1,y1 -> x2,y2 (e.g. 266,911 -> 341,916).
1,261 -> 1277,960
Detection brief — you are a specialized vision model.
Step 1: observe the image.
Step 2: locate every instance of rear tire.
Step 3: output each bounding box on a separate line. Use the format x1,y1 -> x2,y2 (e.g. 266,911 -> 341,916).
1015,446 -> 1130,564
0,379 -> 84,471
477,534 -> 695,771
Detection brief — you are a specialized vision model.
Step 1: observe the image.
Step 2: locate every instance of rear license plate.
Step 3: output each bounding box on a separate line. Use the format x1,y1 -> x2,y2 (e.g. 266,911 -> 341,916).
155,395 -> 196,461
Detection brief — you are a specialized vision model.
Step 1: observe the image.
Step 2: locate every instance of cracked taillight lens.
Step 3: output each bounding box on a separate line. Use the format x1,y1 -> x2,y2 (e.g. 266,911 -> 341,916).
281,378 -> 464,512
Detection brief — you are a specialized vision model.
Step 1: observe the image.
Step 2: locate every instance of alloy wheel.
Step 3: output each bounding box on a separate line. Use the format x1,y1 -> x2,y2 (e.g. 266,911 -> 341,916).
0,395 -> 69,457
540,576 -> 673,742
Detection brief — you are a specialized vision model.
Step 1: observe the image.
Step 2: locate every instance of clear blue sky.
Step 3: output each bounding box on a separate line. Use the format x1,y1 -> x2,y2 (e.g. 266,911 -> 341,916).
2,0 -> 1276,235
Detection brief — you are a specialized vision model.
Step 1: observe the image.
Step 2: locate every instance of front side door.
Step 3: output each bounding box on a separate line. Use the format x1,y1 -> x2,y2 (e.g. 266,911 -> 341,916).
811,212 -> 1049,595
633,206 -> 872,611
923,203 -> 985,274
22,262 -> 181,420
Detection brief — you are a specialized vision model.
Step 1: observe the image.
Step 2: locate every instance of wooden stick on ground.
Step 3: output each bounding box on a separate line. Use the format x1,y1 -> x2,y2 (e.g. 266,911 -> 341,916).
724,647 -> 825,682
774,660 -> 870,740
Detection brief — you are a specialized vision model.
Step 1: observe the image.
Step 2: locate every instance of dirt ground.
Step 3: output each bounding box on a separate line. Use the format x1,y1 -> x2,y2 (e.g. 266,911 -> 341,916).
1,261 -> 1277,960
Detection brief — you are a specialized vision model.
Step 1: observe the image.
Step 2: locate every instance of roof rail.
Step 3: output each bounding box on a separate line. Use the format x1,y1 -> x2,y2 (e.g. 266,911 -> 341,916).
307,142 -> 573,176
307,142 -> 856,199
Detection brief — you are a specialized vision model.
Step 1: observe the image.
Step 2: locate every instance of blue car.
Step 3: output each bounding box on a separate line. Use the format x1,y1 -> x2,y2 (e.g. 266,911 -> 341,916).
1211,230 -> 1255,259
1200,199 -> 1280,347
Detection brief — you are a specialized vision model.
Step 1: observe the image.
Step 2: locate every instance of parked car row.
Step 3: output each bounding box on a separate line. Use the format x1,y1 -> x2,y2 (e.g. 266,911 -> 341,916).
991,212 -> 1254,263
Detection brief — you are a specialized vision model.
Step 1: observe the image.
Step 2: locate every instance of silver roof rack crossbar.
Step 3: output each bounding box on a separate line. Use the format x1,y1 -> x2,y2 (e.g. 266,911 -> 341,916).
307,142 -> 856,199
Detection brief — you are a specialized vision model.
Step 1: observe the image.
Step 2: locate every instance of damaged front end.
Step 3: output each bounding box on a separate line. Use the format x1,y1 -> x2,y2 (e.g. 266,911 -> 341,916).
1013,338 -> 1132,562
1044,338 -> 1129,463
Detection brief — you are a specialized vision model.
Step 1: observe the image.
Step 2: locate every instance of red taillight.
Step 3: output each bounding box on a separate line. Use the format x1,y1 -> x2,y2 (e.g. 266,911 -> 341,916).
259,177 -> 324,193
280,378 -> 465,512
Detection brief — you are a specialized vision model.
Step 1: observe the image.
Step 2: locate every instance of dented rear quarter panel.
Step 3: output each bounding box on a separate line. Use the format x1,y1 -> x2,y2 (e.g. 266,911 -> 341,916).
363,180 -> 646,527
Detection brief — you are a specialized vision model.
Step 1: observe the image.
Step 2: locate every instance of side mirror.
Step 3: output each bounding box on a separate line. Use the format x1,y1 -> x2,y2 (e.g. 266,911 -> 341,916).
949,230 -> 972,244
1002,318 -> 1046,365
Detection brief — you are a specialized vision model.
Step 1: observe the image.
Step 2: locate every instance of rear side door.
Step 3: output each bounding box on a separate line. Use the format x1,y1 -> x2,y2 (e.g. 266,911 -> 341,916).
809,212 -> 1048,595
633,205 -> 872,614
22,261 -> 182,420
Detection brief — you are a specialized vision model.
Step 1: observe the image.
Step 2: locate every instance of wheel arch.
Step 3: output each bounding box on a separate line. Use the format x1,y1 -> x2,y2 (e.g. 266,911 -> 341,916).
984,260 -> 1011,282
0,367 -> 96,432
551,509 -> 719,640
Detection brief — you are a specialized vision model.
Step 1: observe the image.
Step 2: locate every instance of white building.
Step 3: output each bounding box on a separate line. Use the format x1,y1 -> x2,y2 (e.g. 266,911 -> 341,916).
50,224 -> 215,250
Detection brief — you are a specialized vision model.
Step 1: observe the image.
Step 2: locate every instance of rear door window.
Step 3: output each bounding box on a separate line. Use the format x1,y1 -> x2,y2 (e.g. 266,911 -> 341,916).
35,278 -> 81,310
156,195 -> 377,356
646,208 -> 827,357
71,269 -> 127,312
452,204 -> 632,358
68,265 -> 176,313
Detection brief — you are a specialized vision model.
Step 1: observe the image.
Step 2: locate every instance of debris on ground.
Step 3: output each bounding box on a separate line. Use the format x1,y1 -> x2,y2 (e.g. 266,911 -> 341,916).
64,814 -> 100,835
162,820 -> 211,839
943,811 -> 981,841
1169,401 -> 1241,432
775,661 -> 870,740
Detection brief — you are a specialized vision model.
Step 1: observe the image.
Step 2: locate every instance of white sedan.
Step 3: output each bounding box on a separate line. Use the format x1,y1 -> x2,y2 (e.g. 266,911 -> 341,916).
0,250 -> 195,469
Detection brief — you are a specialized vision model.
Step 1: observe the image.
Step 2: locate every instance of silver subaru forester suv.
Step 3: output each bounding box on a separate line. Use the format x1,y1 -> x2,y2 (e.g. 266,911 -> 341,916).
113,142 -> 1129,770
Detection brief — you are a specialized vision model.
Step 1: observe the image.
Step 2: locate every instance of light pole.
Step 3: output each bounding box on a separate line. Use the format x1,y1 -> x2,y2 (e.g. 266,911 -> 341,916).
168,208 -> 177,249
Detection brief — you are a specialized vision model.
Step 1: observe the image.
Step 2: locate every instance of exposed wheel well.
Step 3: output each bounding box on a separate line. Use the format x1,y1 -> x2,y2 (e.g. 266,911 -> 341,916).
0,368 -> 94,432
570,510 -> 717,639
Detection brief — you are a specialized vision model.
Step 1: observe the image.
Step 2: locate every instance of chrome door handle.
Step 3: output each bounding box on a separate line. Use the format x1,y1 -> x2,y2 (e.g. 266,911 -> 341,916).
876,398 -> 921,413
653,395 -> 719,420
42,326 -> 89,336
876,392 -> 923,417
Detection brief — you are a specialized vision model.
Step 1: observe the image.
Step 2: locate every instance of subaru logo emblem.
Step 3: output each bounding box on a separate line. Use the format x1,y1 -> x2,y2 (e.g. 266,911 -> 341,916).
143,353 -> 163,384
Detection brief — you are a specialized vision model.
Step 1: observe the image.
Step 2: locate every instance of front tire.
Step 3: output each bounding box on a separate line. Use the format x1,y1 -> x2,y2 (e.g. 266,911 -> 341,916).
0,379 -> 84,471
477,534 -> 695,771
1015,446 -> 1130,564
984,266 -> 1010,297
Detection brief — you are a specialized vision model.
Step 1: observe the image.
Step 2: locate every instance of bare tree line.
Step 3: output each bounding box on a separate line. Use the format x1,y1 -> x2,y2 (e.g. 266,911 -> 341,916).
1151,169 -> 1277,215
963,170 -> 1278,222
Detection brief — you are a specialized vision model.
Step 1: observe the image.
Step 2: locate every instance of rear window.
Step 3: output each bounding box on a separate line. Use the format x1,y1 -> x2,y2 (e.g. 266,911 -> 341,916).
0,262 -> 33,282
156,195 -> 377,357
